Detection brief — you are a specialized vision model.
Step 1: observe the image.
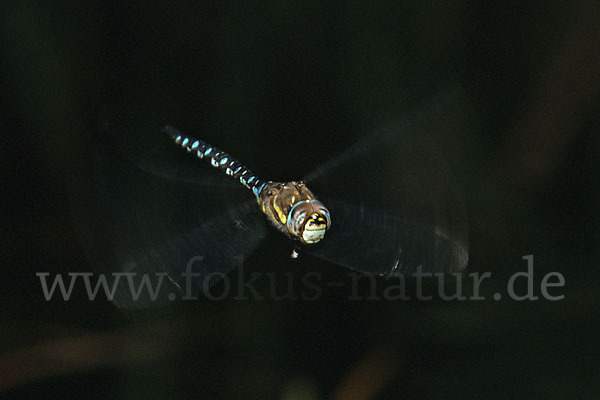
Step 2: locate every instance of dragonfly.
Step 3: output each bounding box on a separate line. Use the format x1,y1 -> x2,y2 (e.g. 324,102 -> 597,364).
165,125 -> 332,248
87,90 -> 471,309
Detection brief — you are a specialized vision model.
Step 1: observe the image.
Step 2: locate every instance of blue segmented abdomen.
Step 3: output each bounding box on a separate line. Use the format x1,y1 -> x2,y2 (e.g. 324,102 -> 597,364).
163,126 -> 268,198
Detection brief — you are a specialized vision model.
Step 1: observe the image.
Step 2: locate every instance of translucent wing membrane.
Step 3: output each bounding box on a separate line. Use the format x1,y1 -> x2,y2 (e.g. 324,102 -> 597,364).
304,198 -> 467,275
135,147 -> 242,191
82,149 -> 265,310
304,90 -> 470,274
95,120 -> 244,192
110,199 -> 265,310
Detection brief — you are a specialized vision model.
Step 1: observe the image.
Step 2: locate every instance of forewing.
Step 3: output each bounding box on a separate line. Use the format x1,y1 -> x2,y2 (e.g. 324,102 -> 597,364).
303,89 -> 472,274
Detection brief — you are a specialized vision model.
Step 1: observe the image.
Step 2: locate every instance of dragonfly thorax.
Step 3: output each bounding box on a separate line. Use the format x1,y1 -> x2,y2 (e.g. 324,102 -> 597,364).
257,181 -> 331,244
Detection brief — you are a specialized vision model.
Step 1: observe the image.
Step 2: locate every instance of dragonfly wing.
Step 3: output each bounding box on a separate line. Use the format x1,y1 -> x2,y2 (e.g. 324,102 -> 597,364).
80,149 -> 265,310
108,199 -> 266,310
304,197 -> 468,275
303,89 -> 472,274
134,146 -> 241,191
303,87 -> 470,183
96,121 -> 241,191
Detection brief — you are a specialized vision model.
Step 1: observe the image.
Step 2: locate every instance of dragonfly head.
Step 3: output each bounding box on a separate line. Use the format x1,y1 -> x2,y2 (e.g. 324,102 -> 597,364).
287,200 -> 331,244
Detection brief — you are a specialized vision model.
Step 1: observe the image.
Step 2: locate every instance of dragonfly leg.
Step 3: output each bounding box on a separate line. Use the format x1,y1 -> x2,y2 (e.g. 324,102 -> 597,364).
290,245 -> 301,259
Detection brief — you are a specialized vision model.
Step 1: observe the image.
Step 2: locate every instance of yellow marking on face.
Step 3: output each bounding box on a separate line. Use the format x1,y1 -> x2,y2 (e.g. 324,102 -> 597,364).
306,213 -> 327,226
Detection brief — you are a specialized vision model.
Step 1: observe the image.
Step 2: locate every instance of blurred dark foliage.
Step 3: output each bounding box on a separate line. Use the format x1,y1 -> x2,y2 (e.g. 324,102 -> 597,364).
2,1 -> 599,399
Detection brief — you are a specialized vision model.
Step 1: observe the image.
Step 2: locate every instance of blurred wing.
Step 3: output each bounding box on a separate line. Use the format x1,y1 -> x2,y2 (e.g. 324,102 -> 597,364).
109,199 -> 266,310
304,89 -> 471,274
79,144 -> 265,310
96,120 -> 241,191
304,198 -> 467,275
133,146 -> 241,191
303,88 -> 468,183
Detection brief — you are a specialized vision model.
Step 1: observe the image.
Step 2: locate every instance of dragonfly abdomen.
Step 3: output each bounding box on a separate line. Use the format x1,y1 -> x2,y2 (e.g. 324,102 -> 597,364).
164,125 -> 267,198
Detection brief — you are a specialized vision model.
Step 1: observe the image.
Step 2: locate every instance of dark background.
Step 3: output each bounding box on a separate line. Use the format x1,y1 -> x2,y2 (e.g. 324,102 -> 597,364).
2,1 -> 599,399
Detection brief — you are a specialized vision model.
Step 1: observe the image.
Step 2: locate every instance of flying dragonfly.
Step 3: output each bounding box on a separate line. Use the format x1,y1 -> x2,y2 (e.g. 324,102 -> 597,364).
85,90 -> 472,308
165,125 -> 332,248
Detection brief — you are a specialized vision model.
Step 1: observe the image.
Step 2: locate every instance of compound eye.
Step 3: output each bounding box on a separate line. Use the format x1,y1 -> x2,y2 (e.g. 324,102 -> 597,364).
321,214 -> 330,228
313,206 -> 331,229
